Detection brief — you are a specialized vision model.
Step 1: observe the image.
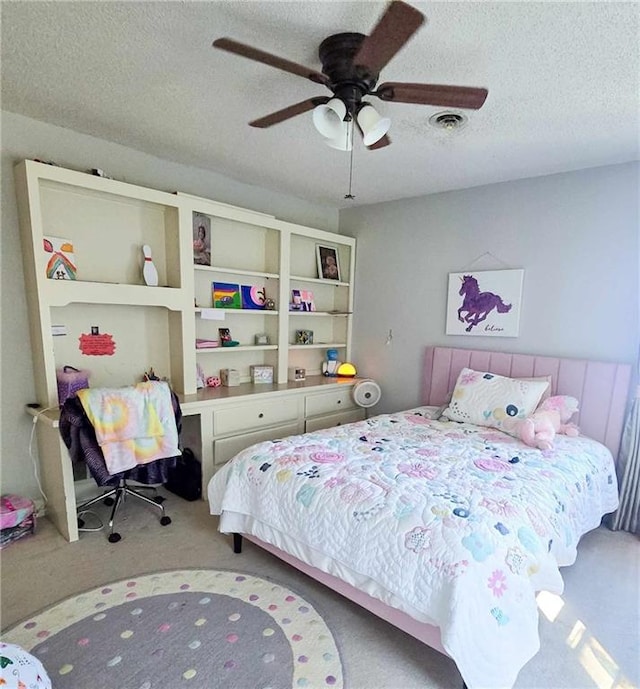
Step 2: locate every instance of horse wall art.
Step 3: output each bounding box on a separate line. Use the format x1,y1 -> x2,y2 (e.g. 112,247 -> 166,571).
445,269 -> 524,337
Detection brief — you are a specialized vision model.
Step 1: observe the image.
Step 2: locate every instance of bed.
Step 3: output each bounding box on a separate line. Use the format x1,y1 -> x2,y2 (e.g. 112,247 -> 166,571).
208,346 -> 631,689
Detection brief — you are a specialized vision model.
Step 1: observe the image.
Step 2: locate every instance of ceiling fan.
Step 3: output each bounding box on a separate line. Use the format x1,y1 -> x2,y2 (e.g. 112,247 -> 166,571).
213,0 -> 488,150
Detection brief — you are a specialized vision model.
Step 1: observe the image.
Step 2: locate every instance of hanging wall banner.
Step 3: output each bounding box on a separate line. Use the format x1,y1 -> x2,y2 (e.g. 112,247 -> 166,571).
446,269 -> 524,337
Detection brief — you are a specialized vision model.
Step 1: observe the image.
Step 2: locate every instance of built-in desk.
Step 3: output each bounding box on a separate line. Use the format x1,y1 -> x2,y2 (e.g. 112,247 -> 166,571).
27,376 -> 364,542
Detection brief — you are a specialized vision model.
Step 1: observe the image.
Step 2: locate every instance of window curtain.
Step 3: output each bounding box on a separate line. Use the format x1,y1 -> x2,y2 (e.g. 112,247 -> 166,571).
607,382 -> 640,534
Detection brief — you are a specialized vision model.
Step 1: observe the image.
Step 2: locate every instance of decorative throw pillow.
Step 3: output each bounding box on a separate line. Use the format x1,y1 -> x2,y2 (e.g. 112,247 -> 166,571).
516,375 -> 553,405
441,368 -> 550,430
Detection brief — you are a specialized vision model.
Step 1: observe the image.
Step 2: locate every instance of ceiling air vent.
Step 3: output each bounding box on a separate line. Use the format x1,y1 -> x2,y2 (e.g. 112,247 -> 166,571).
429,112 -> 468,131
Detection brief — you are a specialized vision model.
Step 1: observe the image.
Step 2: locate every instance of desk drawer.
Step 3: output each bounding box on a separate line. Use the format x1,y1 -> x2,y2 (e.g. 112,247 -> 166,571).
305,409 -> 365,433
305,388 -> 357,417
214,422 -> 300,466
213,398 -> 299,436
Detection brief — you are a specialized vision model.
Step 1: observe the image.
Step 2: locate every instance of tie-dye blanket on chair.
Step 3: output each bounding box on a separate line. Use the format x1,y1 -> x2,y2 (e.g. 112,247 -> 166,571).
77,381 -> 180,475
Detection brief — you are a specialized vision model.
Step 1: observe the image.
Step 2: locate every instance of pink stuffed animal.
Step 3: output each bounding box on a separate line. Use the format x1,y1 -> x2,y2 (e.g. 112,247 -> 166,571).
516,395 -> 580,450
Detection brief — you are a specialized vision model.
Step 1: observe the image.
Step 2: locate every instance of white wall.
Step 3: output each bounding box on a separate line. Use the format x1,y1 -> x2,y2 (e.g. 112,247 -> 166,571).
340,163 -> 639,415
1,111 -> 339,500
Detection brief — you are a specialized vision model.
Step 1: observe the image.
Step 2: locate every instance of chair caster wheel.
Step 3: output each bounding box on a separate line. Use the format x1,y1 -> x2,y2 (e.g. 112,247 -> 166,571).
153,495 -> 166,504
160,516 -> 171,526
77,518 -> 85,528
108,532 -> 122,543
104,497 -> 115,506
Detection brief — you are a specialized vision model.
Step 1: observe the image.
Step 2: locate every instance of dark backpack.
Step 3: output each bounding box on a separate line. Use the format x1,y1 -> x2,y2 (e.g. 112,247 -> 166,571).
165,447 -> 202,501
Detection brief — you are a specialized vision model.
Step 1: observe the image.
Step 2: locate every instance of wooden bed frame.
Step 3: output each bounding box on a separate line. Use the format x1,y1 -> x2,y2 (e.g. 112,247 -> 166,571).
231,346 -> 632,684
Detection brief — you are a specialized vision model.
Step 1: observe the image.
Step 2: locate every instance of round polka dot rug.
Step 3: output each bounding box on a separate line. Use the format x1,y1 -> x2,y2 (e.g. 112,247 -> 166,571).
3,569 -> 344,689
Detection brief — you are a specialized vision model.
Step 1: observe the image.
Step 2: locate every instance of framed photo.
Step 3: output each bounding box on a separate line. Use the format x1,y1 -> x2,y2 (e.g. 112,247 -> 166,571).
445,269 -> 524,337
316,245 -> 341,281
295,329 -> 314,345
193,213 -> 211,266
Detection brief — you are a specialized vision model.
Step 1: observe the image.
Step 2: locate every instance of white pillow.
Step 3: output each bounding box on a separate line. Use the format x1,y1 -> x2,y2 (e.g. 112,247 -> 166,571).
441,368 -> 549,430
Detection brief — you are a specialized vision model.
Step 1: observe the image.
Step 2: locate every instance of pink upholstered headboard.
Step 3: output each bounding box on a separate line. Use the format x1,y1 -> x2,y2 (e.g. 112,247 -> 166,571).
423,346 -> 632,458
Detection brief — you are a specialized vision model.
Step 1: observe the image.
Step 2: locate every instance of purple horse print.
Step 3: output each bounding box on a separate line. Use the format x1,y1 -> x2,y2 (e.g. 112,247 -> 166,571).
458,275 -> 512,332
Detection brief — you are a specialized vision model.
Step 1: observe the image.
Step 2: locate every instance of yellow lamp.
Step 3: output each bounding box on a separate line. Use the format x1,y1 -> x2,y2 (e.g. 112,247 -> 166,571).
337,362 -> 357,378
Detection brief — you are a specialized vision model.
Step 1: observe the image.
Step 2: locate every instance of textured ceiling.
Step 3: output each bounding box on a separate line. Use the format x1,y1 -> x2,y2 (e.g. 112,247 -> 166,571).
2,1 -> 639,208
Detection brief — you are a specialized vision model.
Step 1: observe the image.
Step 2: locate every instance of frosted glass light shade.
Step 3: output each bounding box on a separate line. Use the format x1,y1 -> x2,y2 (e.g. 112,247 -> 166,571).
324,120 -> 353,151
357,104 -> 391,146
313,98 -> 347,139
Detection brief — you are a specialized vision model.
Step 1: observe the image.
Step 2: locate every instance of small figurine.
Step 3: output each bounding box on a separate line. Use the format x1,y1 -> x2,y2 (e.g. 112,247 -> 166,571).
196,363 -> 206,389
142,244 -> 159,286
143,367 -> 160,381
264,298 -> 276,310
322,348 -> 342,377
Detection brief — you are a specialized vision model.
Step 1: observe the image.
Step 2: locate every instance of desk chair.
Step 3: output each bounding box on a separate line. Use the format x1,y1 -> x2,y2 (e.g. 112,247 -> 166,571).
59,389 -> 181,543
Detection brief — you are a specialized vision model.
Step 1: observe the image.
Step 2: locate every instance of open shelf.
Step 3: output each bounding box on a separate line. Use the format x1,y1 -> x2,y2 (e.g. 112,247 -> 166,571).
46,280 -> 184,310
195,265 -> 279,280
290,275 -> 350,288
196,344 -> 278,353
289,343 -> 347,350
195,308 -> 279,316
289,311 -> 351,317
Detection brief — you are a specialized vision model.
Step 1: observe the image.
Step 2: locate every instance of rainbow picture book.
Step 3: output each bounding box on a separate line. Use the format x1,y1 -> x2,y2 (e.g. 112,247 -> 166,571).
43,236 -> 77,280
212,282 -> 241,309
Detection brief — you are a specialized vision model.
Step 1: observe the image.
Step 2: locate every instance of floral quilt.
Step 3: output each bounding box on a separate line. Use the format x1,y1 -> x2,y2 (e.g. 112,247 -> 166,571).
208,407 -> 618,688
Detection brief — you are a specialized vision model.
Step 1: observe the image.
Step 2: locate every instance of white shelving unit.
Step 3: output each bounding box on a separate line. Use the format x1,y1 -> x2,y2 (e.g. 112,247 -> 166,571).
15,161 -> 361,542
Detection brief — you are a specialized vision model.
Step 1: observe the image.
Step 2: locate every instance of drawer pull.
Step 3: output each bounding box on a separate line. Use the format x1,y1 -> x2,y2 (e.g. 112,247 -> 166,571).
337,400 -> 341,404
258,413 -> 264,419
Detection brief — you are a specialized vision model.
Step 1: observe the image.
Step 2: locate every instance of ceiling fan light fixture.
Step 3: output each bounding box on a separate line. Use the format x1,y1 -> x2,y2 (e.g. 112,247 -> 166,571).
324,119 -> 354,151
357,103 -> 391,146
313,97 -> 347,139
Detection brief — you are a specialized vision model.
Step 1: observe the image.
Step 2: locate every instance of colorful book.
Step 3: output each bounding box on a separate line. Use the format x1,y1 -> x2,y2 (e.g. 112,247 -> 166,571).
43,236 -> 77,280
241,284 -> 266,310
212,282 -> 241,309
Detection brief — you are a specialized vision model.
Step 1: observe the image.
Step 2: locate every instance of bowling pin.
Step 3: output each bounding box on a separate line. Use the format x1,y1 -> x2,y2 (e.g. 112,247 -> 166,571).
142,244 -> 159,286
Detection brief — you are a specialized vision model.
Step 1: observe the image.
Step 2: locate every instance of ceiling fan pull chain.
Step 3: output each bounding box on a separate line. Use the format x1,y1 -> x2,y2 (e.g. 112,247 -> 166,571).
345,137 -> 356,200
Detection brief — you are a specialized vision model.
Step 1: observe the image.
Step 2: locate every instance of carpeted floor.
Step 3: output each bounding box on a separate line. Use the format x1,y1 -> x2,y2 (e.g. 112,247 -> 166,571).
1,494 -> 638,689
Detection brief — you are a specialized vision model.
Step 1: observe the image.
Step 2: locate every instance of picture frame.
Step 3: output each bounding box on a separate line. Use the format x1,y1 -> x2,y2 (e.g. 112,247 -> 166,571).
251,365 -> 274,384
445,269 -> 524,337
295,329 -> 314,345
193,213 -> 211,266
316,245 -> 341,281
254,333 -> 270,345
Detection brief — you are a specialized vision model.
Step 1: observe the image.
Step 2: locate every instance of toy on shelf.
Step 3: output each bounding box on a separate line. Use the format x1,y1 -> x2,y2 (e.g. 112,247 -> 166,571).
196,363 -> 206,389
143,367 -> 160,381
219,327 -> 239,347
322,348 -> 341,377
142,244 -> 159,286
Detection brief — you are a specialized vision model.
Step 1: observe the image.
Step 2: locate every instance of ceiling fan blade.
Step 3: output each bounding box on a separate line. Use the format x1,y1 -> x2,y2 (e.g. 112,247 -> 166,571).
353,1 -> 425,74
376,82 -> 488,109
213,38 -> 329,86
249,97 -> 329,128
